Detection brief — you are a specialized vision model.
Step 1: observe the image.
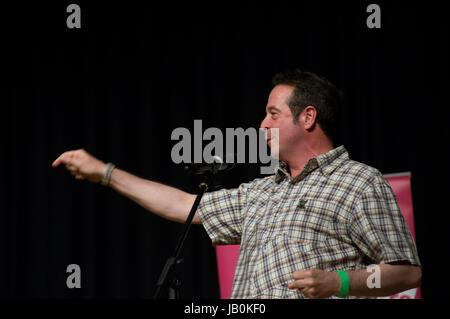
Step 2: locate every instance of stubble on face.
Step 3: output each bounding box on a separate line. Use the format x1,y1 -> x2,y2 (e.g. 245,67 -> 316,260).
263,85 -> 303,160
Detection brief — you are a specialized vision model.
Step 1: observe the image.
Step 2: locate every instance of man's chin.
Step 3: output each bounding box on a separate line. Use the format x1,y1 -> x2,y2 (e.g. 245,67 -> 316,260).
266,141 -> 280,159
269,148 -> 280,160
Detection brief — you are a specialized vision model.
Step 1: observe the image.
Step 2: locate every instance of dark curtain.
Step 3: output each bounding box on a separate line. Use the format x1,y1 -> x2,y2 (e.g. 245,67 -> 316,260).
1,1 -> 448,298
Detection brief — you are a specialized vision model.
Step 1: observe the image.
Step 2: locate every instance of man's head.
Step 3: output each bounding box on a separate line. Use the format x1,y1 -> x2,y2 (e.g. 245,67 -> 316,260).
261,70 -> 342,160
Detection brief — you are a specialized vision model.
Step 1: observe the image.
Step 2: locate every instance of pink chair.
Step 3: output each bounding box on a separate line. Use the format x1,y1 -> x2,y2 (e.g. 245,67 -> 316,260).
215,172 -> 421,299
378,172 -> 421,299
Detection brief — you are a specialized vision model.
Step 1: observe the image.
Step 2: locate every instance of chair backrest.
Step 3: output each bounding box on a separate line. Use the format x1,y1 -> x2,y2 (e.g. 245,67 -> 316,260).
215,244 -> 240,299
215,172 -> 420,299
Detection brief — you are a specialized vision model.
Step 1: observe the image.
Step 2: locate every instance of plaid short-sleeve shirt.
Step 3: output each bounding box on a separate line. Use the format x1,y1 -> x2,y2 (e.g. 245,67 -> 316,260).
197,145 -> 421,299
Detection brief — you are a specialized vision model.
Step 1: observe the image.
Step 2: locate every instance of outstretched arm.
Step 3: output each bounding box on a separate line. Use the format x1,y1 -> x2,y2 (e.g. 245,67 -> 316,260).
52,149 -> 200,224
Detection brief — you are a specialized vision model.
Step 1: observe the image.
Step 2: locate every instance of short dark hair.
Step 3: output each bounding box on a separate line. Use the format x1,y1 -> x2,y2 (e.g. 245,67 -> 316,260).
272,69 -> 343,142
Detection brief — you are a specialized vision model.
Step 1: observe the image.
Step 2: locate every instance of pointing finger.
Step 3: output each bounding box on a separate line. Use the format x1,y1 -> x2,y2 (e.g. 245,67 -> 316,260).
52,157 -> 62,167
52,154 -> 67,168
52,151 -> 74,167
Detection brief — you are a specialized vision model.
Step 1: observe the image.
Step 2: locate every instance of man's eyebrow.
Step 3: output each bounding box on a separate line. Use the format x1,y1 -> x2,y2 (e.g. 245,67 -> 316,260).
266,106 -> 281,112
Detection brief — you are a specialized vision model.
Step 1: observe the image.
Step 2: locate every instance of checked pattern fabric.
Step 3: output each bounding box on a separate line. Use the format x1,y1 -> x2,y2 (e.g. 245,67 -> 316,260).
197,146 -> 421,299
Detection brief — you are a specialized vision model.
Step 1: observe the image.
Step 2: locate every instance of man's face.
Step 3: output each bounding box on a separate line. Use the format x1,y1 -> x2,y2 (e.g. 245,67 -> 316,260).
260,85 -> 303,159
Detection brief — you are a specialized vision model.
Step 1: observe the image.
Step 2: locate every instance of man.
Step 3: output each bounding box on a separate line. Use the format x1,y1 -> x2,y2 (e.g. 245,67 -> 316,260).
52,70 -> 421,299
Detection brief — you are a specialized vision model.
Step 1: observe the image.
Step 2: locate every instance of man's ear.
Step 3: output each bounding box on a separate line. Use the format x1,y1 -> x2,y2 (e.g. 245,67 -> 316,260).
301,106 -> 317,130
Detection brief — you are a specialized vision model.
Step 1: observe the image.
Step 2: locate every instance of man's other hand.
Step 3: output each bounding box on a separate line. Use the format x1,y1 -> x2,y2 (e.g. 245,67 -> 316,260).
288,269 -> 341,299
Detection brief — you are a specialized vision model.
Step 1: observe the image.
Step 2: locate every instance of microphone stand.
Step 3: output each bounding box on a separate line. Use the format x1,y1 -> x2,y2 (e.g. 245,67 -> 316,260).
153,170 -> 214,299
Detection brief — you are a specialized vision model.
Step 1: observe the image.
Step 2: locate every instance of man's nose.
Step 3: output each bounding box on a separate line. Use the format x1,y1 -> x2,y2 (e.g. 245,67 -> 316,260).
260,116 -> 270,129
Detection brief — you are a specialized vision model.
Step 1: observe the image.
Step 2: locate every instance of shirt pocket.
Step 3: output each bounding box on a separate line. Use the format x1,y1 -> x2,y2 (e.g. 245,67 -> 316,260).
276,197 -> 341,244
253,233 -> 315,299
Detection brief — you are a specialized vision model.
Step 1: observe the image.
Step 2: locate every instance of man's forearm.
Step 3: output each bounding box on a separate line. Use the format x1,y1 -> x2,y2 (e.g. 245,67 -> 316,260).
289,263 -> 422,298
108,168 -> 199,224
346,263 -> 422,297
52,149 -> 200,223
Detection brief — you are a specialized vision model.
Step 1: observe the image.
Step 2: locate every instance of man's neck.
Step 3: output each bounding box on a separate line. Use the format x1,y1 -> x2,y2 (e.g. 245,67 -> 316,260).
283,139 -> 334,178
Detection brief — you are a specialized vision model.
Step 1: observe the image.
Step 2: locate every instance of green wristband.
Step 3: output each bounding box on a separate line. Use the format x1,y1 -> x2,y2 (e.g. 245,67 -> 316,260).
337,270 -> 349,298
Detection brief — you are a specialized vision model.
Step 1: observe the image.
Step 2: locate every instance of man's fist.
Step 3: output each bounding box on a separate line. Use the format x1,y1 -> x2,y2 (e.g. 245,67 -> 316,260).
288,269 -> 341,299
52,149 -> 107,183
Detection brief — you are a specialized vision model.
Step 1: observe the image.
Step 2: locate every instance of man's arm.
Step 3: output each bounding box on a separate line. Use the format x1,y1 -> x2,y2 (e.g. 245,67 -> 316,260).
288,263 -> 422,298
52,149 -> 200,224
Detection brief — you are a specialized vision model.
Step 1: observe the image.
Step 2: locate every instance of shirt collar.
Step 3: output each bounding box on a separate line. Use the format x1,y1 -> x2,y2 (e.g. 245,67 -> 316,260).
274,145 -> 349,183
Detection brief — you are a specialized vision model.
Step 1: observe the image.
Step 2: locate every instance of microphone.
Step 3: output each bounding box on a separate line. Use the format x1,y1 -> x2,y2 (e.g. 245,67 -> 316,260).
183,155 -> 236,175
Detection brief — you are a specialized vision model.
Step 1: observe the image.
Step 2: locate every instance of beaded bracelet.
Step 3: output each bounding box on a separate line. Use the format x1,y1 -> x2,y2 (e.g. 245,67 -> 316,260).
101,162 -> 116,186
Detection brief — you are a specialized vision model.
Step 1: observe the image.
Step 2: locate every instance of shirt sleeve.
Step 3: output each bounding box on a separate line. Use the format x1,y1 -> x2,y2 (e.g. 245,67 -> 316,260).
348,176 -> 421,266
196,183 -> 248,246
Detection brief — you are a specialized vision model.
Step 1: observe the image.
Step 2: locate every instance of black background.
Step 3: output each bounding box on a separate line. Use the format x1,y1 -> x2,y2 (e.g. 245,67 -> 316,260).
1,0 -> 448,299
